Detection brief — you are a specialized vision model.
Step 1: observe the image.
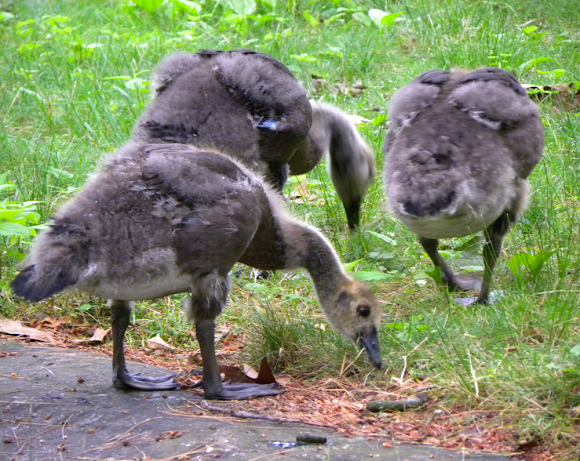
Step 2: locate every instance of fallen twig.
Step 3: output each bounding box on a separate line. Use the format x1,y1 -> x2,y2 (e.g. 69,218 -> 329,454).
366,392 -> 428,412
106,416 -> 162,443
200,400 -> 340,430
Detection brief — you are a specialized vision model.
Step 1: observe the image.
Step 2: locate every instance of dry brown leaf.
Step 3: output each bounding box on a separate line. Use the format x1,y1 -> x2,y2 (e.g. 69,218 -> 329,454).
146,334 -> 174,351
220,364 -> 253,383
242,363 -> 258,380
524,82 -> 580,111
255,357 -> 277,385
89,328 -> 109,342
276,375 -> 292,386
0,319 -> 56,344
72,328 -> 110,345
290,180 -> 321,205
290,180 -> 310,199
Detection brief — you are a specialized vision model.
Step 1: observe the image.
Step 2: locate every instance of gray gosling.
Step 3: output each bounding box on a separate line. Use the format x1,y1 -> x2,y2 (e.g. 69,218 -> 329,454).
10,142 -> 382,400
131,49 -> 375,229
383,67 -> 544,304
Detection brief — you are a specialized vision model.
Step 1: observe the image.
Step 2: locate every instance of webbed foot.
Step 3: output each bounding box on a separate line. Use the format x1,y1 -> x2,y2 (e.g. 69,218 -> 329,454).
445,274 -> 482,292
454,296 -> 479,306
207,382 -> 284,400
113,371 -> 178,391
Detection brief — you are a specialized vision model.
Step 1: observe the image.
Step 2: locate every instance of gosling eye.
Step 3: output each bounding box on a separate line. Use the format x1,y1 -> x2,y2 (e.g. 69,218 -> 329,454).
357,305 -> 371,317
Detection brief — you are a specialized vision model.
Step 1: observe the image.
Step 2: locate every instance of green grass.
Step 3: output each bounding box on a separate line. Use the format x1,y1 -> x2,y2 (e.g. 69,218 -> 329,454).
1,0 -> 580,457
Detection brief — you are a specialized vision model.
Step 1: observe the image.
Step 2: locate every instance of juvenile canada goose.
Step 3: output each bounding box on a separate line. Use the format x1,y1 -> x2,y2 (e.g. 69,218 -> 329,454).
383,67 -> 544,304
131,49 -> 375,228
10,142 -> 382,400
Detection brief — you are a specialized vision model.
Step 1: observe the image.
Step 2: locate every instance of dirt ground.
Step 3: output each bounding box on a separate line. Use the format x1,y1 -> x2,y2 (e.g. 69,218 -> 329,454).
0,338 -> 514,461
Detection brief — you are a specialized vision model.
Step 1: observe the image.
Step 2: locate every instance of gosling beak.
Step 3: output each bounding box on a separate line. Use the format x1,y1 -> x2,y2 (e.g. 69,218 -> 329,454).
359,327 -> 381,369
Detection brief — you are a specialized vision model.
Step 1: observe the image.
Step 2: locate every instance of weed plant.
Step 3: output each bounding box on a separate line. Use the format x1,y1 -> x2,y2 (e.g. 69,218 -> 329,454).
1,0 -> 579,456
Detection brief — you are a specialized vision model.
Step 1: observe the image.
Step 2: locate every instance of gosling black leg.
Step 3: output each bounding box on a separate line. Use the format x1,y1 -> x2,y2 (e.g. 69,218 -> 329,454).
195,317 -> 283,400
111,300 -> 177,390
419,237 -> 482,293
476,212 -> 512,305
343,197 -> 362,230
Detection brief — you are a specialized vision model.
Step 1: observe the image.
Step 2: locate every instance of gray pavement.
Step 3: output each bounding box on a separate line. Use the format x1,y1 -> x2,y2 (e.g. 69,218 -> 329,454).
0,339 -> 509,461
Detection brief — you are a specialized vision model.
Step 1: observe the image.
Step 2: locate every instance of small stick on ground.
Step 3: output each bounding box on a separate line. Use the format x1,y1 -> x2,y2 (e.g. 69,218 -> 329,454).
200,400 -> 340,430
366,392 -> 428,412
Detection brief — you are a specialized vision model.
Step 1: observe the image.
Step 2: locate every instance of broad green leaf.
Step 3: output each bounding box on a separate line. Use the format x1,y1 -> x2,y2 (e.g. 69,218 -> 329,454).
518,57 -> 557,72
0,11 -> 15,20
290,54 -> 317,62
352,11 -> 372,27
0,210 -> 24,221
343,258 -> 364,272
303,11 -> 318,28
325,13 -> 345,26
368,251 -> 395,261
506,250 -> 555,281
523,25 -> 538,35
244,283 -> 267,292
380,11 -> 402,27
460,265 -> 484,272
125,78 -> 149,91
132,0 -> 164,13
569,344 -> 580,357
368,8 -> 387,26
282,294 -> 315,303
367,230 -> 397,246
43,15 -> 70,26
173,0 -> 202,13
12,211 -> 40,224
371,114 -> 387,126
352,271 -> 391,281
104,76 -> 133,81
225,0 -> 256,15
426,266 -> 443,285
0,222 -> 30,238
368,9 -> 402,28
47,167 -> 73,180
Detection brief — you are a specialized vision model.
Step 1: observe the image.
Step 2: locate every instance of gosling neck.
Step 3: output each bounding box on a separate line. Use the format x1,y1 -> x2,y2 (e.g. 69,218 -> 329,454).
294,225 -> 349,302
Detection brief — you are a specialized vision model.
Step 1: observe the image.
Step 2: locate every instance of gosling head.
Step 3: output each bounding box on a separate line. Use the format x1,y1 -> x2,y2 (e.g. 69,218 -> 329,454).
323,280 -> 382,369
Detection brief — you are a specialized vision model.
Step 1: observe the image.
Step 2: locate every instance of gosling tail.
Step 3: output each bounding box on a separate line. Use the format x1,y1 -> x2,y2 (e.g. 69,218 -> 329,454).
313,103 -> 375,229
10,218 -> 87,303
10,264 -> 75,303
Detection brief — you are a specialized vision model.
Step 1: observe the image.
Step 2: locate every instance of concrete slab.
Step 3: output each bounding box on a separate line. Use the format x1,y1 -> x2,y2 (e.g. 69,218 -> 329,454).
0,339 -> 508,461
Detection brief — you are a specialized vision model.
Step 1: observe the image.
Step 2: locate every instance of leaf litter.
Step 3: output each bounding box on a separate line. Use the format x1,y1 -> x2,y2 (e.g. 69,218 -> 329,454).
0,318 -> 574,461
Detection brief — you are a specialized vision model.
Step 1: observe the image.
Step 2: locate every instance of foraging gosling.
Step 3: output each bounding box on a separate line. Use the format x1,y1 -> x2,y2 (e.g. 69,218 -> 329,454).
383,67 -> 544,304
11,142 -> 382,400
131,49 -> 375,228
